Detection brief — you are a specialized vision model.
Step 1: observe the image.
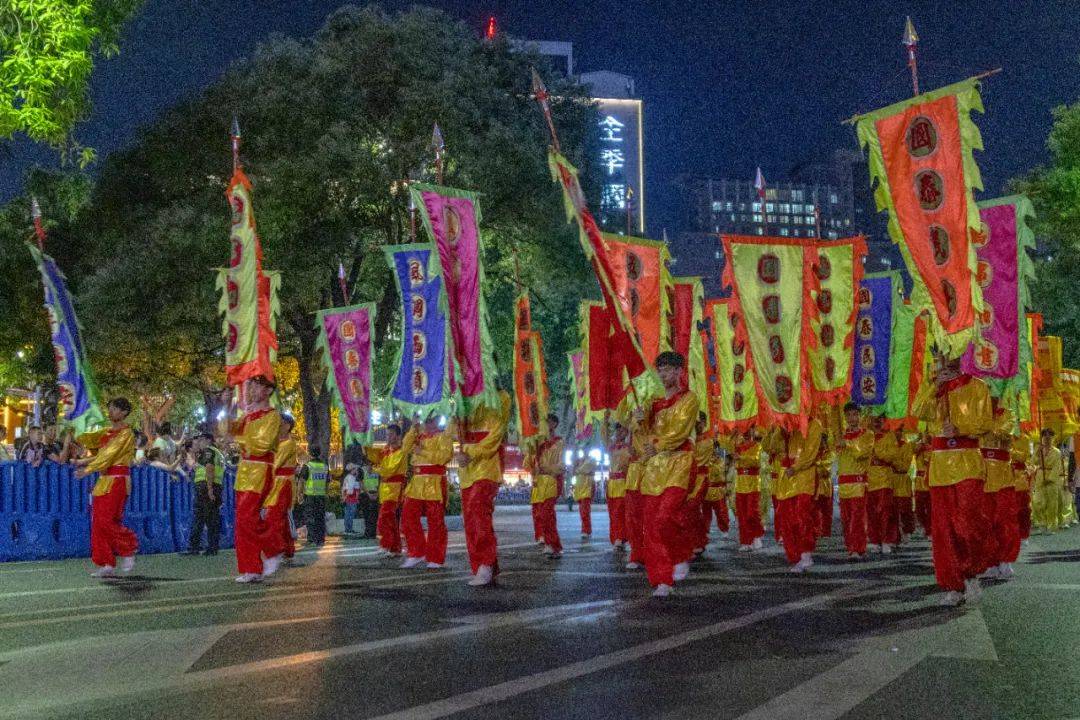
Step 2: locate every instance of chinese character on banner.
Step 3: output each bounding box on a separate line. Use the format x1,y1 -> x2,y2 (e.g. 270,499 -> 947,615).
600,149 -> 626,175
601,184 -> 627,210
599,115 -> 625,142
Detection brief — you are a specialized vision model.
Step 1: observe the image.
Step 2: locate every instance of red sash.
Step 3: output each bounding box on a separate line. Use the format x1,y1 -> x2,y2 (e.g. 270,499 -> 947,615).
931,436 -> 978,451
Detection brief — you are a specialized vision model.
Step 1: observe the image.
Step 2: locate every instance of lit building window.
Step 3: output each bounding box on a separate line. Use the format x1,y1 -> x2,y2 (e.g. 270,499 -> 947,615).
712,201 -> 723,212
767,215 -> 776,223
765,203 -> 775,212
780,228 -> 789,237
829,230 -> 839,239
806,204 -> 816,213
751,202 -> 761,212
756,227 -> 764,235
793,228 -> 801,237
779,215 -> 790,225
779,203 -> 790,213
752,214 -> 763,223
792,203 -> 803,213
792,190 -> 804,202
765,189 -> 777,200
830,192 -> 839,204
725,201 -> 733,211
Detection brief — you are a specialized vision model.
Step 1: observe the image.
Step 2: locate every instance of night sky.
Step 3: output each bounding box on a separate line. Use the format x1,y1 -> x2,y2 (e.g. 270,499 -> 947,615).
3,0 -> 1079,235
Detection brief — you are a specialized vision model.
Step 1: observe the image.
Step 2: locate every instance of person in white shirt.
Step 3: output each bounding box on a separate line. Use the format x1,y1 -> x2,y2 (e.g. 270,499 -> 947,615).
340,464 -> 361,534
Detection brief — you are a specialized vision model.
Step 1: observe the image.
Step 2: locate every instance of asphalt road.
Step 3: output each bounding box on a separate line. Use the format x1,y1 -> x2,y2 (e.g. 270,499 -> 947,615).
1,505 -> 1079,720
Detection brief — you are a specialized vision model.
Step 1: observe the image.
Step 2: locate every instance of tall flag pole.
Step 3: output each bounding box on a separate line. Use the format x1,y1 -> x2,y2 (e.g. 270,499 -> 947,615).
531,69 -> 561,155
337,261 -> 349,304
903,17 -> 920,97
754,167 -> 767,235
231,115 -> 241,173
26,199 -> 106,434
431,123 -> 446,185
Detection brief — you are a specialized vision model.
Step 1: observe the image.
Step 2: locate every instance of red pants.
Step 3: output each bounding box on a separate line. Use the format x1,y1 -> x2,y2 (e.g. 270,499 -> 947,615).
377,500 -> 402,553
578,497 -> 593,536
259,483 -> 293,560
90,479 -> 138,568
462,481 -> 499,574
839,495 -> 868,555
675,497 -> 705,562
625,490 -> 645,563
867,488 -> 898,546
607,496 -> 627,544
643,487 -> 688,587
915,490 -> 932,537
402,497 -> 447,564
985,488 -> 1020,565
735,492 -> 764,545
531,502 -> 543,541
772,496 -> 782,541
235,490 -> 269,575
777,494 -> 817,564
930,479 -> 990,592
1017,490 -> 1032,540
816,493 -> 833,536
704,499 -> 729,533
895,495 -> 915,537
533,498 -> 561,553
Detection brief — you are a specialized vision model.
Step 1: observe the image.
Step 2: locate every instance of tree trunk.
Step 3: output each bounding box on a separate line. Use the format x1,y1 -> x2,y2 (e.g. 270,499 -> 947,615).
292,309 -> 332,462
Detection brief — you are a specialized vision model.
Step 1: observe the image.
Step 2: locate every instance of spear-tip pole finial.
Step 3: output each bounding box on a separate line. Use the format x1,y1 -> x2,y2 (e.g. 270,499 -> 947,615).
231,115 -> 242,172
337,260 -> 349,304
431,122 -> 445,185
903,16 -> 920,96
530,68 -> 561,154
30,196 -> 45,250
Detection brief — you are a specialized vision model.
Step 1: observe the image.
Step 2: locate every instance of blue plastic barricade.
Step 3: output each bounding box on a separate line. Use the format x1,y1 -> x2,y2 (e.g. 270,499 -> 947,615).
170,475 -> 195,552
126,466 -> 176,555
217,467 -> 237,548
0,461 -> 64,560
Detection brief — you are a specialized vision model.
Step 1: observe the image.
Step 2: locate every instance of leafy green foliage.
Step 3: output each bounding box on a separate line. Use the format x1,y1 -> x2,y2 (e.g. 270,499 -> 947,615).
1015,102 -> 1080,366
0,0 -> 142,151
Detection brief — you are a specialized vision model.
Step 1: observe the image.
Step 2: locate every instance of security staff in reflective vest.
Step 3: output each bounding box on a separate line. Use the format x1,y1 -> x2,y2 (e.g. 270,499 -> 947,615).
184,432 -> 224,556
299,447 -> 330,546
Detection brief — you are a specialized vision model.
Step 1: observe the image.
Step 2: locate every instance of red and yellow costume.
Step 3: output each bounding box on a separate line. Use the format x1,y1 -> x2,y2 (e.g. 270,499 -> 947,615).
80,425 -> 138,568
704,439 -> 730,536
687,431 -> 715,555
572,456 -> 597,537
815,446 -> 835,538
728,435 -> 765,546
229,408 -> 282,575
981,409 -> 1020,567
260,435 -> 297,560
458,392 -> 510,574
837,426 -> 872,555
528,433 -> 565,553
367,440 -> 408,554
639,390 -> 697,587
772,419 -> 824,565
913,438 -> 932,537
1011,434 -> 1034,540
915,374 -> 995,592
1033,439 -> 1066,532
607,439 -> 630,546
401,425 -> 454,564
893,437 -> 916,538
867,430 -> 901,547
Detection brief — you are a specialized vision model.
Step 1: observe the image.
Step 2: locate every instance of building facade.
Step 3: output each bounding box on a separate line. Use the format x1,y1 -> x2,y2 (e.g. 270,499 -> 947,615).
580,71 -> 645,235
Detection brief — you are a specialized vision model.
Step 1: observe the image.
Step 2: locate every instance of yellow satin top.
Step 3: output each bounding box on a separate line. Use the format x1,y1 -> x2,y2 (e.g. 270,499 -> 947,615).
457,391 -> 510,490
837,428 -> 872,499
607,442 -> 630,499
773,419 -> 823,500
403,427 -> 454,502
1010,435 -> 1034,492
81,425 -> 136,496
640,391 -> 697,497
729,438 -> 763,494
1035,444 -> 1066,489
571,458 -> 596,500
529,435 -> 565,504
264,437 -> 297,507
914,376 -> 994,488
893,439 -> 915,498
367,442 -> 408,503
868,431 -> 900,492
230,408 -> 282,495
691,435 -> 715,499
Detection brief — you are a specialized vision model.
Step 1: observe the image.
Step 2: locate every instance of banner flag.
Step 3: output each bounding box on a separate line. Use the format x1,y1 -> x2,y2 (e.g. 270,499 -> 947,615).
1022,313 -> 1043,432
549,151 -> 650,390
384,244 -> 450,414
26,244 -> 106,434
962,195 -> 1036,400
709,298 -> 760,431
854,78 -> 987,357
810,236 -> 867,404
671,277 -> 708,417
315,303 -> 375,445
852,272 -> 899,407
599,233 -> 672,363
410,183 -> 499,415
568,349 -> 592,442
514,293 -> 549,439
721,235 -> 817,432
217,168 -> 281,386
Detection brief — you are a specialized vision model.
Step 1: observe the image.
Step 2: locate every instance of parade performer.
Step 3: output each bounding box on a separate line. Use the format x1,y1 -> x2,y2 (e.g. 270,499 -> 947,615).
637,351 -> 697,597
763,428 -> 784,542
913,436 -> 932,538
893,436 -> 916,542
815,438 -> 835,538
454,390 -> 510,587
259,415 -> 297,571
366,424 -> 407,556
223,376 -> 282,583
74,397 -> 138,578
1011,432 -> 1034,543
728,431 -> 765,551
837,403 -> 872,558
528,414 -> 565,559
624,413 -> 648,569
1033,429 -> 1066,533
606,423 -> 631,550
571,451 -> 597,539
981,407 -> 1019,580
867,420 -> 900,553
400,415 -> 454,569
774,417 -> 824,573
913,357 -> 995,606
688,414 -> 715,556
704,441 -> 731,539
